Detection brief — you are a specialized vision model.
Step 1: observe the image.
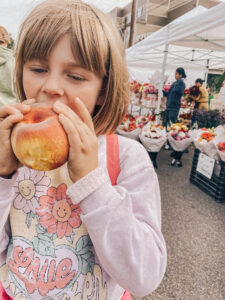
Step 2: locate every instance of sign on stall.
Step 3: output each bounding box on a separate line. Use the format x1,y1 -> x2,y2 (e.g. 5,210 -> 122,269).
196,153 -> 215,179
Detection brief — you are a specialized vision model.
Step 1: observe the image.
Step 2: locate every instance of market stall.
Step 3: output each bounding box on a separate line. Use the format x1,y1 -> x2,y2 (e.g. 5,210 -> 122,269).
126,3 -> 225,112
117,4 -> 225,201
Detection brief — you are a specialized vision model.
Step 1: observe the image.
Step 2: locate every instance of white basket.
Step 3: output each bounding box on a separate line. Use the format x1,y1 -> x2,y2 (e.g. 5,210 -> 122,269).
168,134 -> 192,152
116,127 -> 141,141
139,134 -> 167,152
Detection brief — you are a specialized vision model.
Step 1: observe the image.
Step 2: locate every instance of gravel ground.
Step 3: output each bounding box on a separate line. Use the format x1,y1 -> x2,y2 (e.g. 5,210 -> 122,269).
133,145 -> 225,300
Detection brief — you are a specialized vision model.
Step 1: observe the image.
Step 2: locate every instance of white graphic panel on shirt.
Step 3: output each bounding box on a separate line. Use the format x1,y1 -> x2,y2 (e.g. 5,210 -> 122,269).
0,167 -> 107,300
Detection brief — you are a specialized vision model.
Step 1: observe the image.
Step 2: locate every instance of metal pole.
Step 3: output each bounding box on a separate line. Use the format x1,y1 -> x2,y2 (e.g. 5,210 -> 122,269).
156,44 -> 169,117
128,0 -> 137,47
204,59 -> 209,87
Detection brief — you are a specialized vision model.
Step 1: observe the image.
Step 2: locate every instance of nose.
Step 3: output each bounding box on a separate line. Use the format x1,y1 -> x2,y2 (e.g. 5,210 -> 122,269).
41,74 -> 64,97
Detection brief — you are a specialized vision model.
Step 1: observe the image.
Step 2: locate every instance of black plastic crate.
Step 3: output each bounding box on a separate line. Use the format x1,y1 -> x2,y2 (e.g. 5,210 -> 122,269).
190,149 -> 225,202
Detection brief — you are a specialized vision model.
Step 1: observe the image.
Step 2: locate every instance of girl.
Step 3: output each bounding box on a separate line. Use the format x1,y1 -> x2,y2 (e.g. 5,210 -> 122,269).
0,1 -> 166,299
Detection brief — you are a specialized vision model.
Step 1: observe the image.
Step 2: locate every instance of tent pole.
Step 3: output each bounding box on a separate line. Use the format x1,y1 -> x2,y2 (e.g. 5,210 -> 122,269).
156,44 -> 169,120
204,59 -> 209,86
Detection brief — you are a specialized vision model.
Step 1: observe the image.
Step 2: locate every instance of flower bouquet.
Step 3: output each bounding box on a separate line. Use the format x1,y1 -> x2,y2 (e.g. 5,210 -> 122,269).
163,84 -> 171,92
116,114 -> 142,141
130,80 -> 143,103
139,123 -> 167,152
218,142 -> 225,153
217,142 -> 225,162
190,127 -> 220,159
167,122 -> 192,151
213,126 -> 225,161
141,84 -> 158,108
198,131 -> 217,144
136,114 -> 156,128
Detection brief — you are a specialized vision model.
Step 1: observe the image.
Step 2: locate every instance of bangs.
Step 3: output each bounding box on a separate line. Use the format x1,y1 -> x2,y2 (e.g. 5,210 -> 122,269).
18,0 -> 109,77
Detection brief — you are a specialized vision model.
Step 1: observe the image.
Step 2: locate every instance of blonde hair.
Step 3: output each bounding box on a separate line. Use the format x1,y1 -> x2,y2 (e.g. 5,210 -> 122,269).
15,0 -> 130,135
0,26 -> 10,44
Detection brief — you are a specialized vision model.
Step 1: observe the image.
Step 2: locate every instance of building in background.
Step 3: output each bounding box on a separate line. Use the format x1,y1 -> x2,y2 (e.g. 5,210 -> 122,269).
109,0 -> 221,48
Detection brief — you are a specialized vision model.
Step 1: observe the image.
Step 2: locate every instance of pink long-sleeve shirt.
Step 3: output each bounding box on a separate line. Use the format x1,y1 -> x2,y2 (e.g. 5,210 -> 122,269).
0,135 -> 166,300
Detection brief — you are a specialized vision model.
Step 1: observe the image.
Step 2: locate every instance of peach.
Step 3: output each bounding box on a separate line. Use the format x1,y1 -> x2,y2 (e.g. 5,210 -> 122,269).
11,103 -> 69,171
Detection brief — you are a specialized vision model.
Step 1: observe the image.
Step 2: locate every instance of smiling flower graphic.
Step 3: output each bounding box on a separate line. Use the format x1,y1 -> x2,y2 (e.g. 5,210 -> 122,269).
14,168 -> 51,214
36,183 -> 81,239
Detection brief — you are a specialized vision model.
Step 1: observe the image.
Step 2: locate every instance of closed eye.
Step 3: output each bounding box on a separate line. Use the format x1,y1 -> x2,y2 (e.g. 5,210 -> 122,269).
30,68 -> 47,73
68,74 -> 85,81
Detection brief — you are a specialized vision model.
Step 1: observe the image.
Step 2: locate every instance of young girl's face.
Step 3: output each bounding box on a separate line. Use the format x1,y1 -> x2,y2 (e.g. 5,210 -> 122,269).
23,35 -> 103,114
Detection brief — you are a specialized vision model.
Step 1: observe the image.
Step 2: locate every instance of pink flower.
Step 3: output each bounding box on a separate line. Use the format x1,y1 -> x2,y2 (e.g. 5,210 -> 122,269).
36,183 -> 81,239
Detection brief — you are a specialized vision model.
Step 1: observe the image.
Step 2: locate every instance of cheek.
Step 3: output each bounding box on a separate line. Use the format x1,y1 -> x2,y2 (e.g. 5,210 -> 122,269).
23,71 -> 33,99
72,87 -> 101,114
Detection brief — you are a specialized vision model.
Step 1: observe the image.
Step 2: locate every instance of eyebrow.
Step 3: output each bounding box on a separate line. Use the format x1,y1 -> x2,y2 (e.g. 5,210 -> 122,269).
27,59 -> 85,69
64,62 -> 87,69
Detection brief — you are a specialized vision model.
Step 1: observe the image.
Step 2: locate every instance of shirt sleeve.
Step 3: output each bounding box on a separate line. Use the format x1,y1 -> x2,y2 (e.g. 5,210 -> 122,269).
198,87 -> 208,103
67,138 -> 167,297
173,80 -> 185,96
163,90 -> 168,97
189,94 -> 201,102
0,173 -> 17,254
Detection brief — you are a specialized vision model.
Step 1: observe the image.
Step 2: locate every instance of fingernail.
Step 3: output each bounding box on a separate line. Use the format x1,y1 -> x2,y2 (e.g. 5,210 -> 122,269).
54,101 -> 61,108
21,104 -> 30,109
76,97 -> 81,102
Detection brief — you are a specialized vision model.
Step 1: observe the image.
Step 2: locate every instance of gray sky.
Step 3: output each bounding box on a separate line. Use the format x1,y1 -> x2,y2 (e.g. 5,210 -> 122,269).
0,0 -> 132,38
1,0 -> 224,38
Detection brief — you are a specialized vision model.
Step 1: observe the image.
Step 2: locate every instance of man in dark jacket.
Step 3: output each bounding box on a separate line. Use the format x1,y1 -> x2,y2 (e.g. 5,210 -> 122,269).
163,67 -> 186,127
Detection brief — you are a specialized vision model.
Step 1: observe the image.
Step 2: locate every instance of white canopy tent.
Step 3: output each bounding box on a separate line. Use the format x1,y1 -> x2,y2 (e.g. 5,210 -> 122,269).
126,3 -> 225,112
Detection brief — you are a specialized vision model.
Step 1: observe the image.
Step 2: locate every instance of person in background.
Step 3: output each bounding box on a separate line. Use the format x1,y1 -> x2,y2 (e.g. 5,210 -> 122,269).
0,26 -> 16,106
163,68 -> 186,151
189,78 -> 209,111
163,67 -> 186,129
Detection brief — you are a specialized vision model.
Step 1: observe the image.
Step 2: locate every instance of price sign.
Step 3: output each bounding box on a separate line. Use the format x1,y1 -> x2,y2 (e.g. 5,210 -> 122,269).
196,153 -> 215,179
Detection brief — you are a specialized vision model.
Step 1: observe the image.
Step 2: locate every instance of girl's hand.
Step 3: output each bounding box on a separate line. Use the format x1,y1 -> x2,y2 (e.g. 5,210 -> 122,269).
0,99 -> 36,178
53,98 -> 98,183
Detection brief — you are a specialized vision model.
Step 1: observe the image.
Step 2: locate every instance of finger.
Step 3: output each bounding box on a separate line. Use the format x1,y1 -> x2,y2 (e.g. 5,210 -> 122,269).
0,101 -> 35,118
58,114 -> 81,147
54,101 -> 90,134
22,98 -> 36,105
70,97 -> 95,134
0,113 -> 24,130
59,112 -> 91,145
0,105 -> 23,118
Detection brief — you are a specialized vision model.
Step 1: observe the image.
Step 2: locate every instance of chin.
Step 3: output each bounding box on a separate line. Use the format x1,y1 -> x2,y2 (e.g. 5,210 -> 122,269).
11,103 -> 69,171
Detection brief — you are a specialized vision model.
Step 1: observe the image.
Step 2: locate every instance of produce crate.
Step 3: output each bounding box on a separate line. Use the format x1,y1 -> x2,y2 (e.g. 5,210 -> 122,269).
190,149 -> 225,202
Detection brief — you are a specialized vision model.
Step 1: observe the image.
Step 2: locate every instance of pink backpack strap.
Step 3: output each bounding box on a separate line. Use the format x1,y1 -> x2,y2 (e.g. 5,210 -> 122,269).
106,134 -> 132,300
106,134 -> 120,186
0,282 -> 13,300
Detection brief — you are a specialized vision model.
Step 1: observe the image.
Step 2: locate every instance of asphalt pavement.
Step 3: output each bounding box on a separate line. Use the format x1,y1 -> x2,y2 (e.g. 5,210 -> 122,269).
133,145 -> 225,300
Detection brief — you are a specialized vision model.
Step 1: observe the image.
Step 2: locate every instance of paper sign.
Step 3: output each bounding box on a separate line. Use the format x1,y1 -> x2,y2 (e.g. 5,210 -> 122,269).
196,153 -> 215,179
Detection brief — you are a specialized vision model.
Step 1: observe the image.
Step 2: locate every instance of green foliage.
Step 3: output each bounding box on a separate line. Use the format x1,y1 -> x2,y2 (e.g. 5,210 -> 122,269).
207,72 -> 225,94
215,72 -> 225,93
